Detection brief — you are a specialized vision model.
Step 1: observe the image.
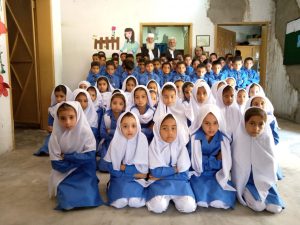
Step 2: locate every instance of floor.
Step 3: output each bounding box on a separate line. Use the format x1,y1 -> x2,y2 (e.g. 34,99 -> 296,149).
0,119 -> 299,225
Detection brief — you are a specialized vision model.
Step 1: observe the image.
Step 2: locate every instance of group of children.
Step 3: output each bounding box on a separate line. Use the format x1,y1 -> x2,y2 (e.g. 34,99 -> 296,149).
36,50 -> 284,214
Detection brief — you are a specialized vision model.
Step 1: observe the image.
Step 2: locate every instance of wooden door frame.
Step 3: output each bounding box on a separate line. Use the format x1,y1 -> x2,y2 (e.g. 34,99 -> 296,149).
139,22 -> 193,55
214,22 -> 270,89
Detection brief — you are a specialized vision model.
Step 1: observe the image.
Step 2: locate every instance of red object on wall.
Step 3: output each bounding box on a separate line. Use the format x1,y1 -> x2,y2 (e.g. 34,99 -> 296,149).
0,21 -> 7,35
0,75 -> 10,97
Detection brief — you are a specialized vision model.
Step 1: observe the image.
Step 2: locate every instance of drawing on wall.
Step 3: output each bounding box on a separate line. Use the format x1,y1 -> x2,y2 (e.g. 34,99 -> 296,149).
120,28 -> 140,55
93,26 -> 120,50
196,35 -> 210,47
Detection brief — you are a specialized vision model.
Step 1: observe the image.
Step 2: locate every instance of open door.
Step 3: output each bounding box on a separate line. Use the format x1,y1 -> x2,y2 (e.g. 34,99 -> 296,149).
215,26 -> 236,57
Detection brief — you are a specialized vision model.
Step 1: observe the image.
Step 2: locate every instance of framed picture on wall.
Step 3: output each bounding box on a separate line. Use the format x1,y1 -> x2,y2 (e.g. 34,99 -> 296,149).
196,35 -> 210,47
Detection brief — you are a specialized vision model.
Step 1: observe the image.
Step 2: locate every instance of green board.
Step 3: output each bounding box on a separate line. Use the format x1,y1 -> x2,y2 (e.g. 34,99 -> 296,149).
283,18 -> 300,65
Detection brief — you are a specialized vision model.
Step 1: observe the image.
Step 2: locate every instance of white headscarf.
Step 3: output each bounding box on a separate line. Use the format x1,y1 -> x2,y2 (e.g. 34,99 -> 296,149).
215,84 -> 242,136
189,81 -> 215,122
96,76 -> 115,110
149,113 -> 191,173
211,80 -> 226,99
245,82 -> 265,97
189,104 -> 235,191
121,75 -> 138,107
146,79 -> 161,95
48,101 -> 96,197
130,85 -> 154,124
245,94 -> 274,116
73,89 -> 98,128
104,111 -> 148,174
78,80 -> 91,90
49,84 -> 73,117
231,107 -> 277,205
153,82 -> 191,144
87,86 -> 101,111
236,88 -> 249,114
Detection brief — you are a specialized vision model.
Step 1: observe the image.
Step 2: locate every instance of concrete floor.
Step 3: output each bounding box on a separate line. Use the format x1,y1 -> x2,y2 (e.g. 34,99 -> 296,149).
0,119 -> 299,225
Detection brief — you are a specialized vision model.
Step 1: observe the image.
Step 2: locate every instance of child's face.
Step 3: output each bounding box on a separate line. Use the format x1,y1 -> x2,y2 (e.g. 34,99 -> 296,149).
126,79 -> 136,92
87,89 -> 97,102
147,82 -> 158,92
184,86 -> 193,101
150,92 -> 157,105
196,67 -> 207,77
111,97 -> 125,114
177,64 -> 186,74
153,61 -> 161,70
245,115 -> 266,137
172,60 -> 178,70
184,57 -> 192,66
212,64 -> 222,75
233,60 -> 243,71
210,55 -> 217,62
75,94 -> 88,111
139,63 -> 146,73
145,63 -> 154,73
249,85 -> 260,97
197,86 -> 208,104
91,66 -> 100,75
244,60 -> 253,70
113,60 -> 119,68
160,117 -> 177,143
251,97 -> 265,109
55,91 -> 66,103
202,113 -> 219,139
162,64 -> 171,74
121,116 -> 137,139
237,91 -> 246,105
226,78 -> 235,87
220,59 -> 226,68
206,63 -> 212,72
92,56 -> 100,63
99,57 -> 106,66
200,54 -> 207,62
192,60 -> 200,70
134,89 -> 148,108
58,108 -> 77,130
97,80 -> 108,93
222,89 -> 234,106
175,81 -> 184,93
106,65 -> 115,76
79,84 -> 88,90
162,89 -> 176,106
120,54 -> 127,62
227,61 -> 233,69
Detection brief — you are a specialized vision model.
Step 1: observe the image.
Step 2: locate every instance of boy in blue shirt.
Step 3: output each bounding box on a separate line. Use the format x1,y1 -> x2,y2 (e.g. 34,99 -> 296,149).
207,60 -> 226,87
228,56 -> 248,89
153,58 -> 163,77
121,59 -> 138,83
184,54 -> 194,76
191,63 -> 208,83
160,62 -> 173,85
138,60 -> 161,86
104,60 -> 120,89
243,57 -> 260,85
171,61 -> 191,82
86,61 -> 101,86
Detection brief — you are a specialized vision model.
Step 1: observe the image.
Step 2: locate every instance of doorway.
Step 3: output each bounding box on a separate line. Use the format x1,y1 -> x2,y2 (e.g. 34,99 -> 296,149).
215,22 -> 269,89
140,23 -> 193,55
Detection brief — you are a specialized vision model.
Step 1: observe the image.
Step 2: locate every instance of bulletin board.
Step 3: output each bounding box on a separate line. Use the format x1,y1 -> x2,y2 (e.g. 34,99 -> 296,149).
283,17 -> 300,65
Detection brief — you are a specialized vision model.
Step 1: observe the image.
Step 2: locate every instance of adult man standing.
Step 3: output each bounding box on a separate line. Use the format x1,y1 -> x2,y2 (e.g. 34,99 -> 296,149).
141,33 -> 160,60
164,37 -> 181,60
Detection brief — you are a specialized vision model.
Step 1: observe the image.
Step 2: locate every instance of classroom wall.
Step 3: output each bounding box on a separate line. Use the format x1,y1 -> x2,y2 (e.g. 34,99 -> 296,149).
0,0 -> 14,154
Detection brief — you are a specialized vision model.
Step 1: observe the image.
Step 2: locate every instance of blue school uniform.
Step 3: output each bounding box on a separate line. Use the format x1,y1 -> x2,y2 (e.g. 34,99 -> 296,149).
154,69 -> 163,77
34,113 -> 54,156
121,71 -> 138,83
189,129 -> 236,208
130,105 -> 154,143
160,73 -> 173,85
97,110 -> 118,172
185,66 -> 194,76
104,73 -> 121,89
115,65 -> 124,78
190,73 -> 209,83
243,68 -> 260,85
51,151 -> 103,210
228,69 -> 248,89
99,65 -> 106,75
207,72 -> 226,87
171,73 -> 191,82
86,72 -> 101,86
138,72 -> 161,87
147,167 -> 194,202
106,163 -> 147,204
245,172 -> 285,208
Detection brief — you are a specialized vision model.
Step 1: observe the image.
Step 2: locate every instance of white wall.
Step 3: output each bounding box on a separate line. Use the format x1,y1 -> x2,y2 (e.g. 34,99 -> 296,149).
60,0 -> 214,90
220,25 -> 261,43
0,0 -> 14,154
